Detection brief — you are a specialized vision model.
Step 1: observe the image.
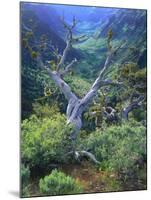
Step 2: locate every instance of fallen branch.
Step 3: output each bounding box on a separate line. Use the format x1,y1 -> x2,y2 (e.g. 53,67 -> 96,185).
65,150 -> 100,164
79,151 -> 101,164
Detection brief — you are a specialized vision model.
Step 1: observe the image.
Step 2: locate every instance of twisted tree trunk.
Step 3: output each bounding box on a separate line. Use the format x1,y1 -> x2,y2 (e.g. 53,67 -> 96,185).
121,96 -> 144,120
38,52 -> 122,142
35,18 -> 125,163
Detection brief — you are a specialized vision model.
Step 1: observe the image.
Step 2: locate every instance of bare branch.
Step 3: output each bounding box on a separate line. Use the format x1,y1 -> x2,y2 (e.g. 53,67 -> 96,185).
49,44 -> 62,61
78,41 -> 127,111
79,78 -> 122,113
80,150 -> 100,164
36,56 -> 77,102
71,16 -> 78,29
65,150 -> 100,164
79,52 -> 114,109
101,79 -> 123,86
56,40 -> 71,71
45,69 -> 77,101
56,17 -> 78,71
61,58 -> 77,76
61,16 -> 77,32
72,34 -> 88,43
22,23 -> 32,32
122,95 -> 144,120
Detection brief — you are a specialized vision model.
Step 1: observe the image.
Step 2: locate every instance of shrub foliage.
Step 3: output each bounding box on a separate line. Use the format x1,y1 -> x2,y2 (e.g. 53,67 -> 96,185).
21,114 -> 72,169
39,169 -> 83,195
84,121 -> 146,175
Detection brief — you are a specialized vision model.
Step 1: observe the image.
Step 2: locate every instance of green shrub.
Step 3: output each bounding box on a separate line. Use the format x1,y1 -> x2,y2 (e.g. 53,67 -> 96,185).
64,75 -> 91,97
20,164 -> 30,197
32,102 -> 60,119
132,108 -> 146,122
84,121 -> 146,175
21,114 -> 72,169
39,169 -> 83,195
21,164 -> 30,186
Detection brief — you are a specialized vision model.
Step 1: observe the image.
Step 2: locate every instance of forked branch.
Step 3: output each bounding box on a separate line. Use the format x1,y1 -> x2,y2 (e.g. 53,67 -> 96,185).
37,56 -> 77,102
56,17 -> 78,71
61,58 -> 77,76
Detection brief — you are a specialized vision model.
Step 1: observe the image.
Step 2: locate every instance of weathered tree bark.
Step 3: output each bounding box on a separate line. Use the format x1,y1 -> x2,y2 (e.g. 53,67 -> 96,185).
38,54 -> 122,141
121,96 -> 144,120
66,150 -> 100,164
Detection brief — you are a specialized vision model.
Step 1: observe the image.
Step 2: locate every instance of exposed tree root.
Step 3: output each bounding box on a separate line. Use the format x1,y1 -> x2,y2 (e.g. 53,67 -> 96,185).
66,150 -> 100,165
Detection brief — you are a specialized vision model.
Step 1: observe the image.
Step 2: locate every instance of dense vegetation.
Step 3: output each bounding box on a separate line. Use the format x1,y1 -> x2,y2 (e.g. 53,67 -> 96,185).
20,3 -> 147,197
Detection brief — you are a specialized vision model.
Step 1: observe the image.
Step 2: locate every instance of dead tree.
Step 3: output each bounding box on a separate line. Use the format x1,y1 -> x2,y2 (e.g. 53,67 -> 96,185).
31,17 -> 125,163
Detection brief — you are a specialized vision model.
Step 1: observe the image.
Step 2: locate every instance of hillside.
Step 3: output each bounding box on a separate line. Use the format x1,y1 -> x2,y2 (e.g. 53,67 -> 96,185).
20,3 -> 147,198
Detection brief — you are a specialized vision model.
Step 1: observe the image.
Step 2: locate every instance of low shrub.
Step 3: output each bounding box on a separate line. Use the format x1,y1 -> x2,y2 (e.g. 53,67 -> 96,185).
32,102 -> 60,119
84,121 -> 146,176
21,114 -> 72,169
39,169 -> 83,195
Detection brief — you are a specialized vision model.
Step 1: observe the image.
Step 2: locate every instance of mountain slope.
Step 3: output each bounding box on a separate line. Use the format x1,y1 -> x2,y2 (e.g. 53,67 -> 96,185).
73,8 -> 147,80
